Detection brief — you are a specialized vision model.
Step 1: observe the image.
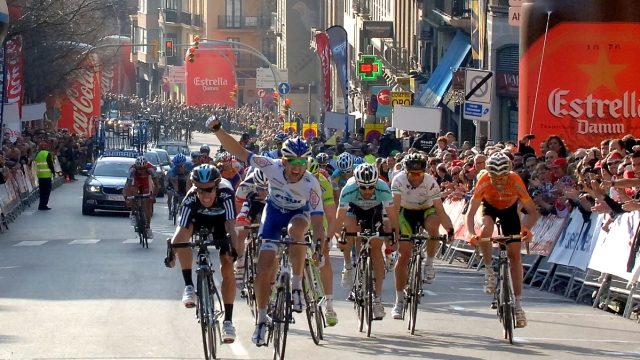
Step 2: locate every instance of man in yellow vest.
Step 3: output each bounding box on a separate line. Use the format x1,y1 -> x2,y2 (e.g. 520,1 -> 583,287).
35,141 -> 55,210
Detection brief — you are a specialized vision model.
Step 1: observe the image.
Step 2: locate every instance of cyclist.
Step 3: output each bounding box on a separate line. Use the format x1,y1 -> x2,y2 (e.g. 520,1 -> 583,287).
124,156 -> 160,239
465,152 -> 538,328
167,164 -> 239,343
200,144 -> 211,157
390,152 -> 455,319
315,152 -> 332,176
334,163 -> 400,320
166,153 -> 191,219
307,156 -> 339,326
216,151 -> 241,189
207,117 -> 325,347
266,132 -> 289,158
234,168 -> 269,286
331,152 -> 355,201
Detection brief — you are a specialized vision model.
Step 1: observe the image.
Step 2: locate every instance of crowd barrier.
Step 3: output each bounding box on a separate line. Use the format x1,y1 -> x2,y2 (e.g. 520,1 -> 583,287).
0,158 -> 65,232
440,199 -> 640,320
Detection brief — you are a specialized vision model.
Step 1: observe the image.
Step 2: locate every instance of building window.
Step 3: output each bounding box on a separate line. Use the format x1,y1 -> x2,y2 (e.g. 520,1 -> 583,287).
135,27 -> 147,54
165,0 -> 177,10
226,0 -> 242,27
139,0 -> 147,14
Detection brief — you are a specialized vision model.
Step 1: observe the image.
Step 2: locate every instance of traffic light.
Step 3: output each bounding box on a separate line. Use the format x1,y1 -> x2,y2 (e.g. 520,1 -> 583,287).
187,46 -> 196,63
193,35 -> 200,49
165,39 -> 174,57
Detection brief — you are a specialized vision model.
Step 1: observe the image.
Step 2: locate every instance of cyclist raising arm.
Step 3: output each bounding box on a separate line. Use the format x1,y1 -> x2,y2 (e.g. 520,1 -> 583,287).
465,152 -> 538,328
207,116 -> 325,347
168,165 -> 239,343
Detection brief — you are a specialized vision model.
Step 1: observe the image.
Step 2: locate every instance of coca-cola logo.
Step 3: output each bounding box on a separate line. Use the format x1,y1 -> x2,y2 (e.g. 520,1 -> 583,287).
5,37 -> 23,103
101,67 -> 115,94
65,67 -> 96,136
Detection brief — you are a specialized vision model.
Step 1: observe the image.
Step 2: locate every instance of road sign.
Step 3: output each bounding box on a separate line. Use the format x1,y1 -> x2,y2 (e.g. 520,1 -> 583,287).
166,65 -> 185,84
256,68 -> 289,89
377,88 -> 391,105
278,82 -> 290,95
257,89 -> 266,98
464,102 -> 491,122
465,69 -> 493,104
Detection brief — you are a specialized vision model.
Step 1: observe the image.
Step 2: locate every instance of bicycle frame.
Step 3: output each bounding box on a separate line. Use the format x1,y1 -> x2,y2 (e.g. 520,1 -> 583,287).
128,194 -> 150,248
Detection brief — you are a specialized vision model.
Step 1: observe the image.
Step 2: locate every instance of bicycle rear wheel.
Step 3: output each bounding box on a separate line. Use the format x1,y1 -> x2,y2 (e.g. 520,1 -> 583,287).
409,255 -> 422,335
272,277 -> 291,360
197,270 -> 218,360
303,263 -> 323,345
364,257 -> 374,338
243,244 -> 257,318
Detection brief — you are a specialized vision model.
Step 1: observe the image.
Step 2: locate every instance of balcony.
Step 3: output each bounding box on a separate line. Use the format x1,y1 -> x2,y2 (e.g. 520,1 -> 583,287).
179,12 -> 191,25
218,15 -> 271,30
235,55 -> 262,68
161,9 -> 177,23
192,14 -> 203,27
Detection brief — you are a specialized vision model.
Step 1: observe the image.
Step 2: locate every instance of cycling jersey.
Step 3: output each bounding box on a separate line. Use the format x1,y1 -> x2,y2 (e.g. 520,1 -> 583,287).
267,149 -> 282,159
318,173 -> 334,207
338,177 -> 393,210
472,171 -> 534,210
390,171 -> 441,209
331,168 -> 350,190
128,163 -> 157,194
236,171 -> 266,203
167,165 -> 189,194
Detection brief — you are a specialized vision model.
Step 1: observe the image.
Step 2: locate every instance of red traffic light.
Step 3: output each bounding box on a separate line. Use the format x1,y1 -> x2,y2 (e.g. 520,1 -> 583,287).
193,35 -> 201,42
188,46 -> 196,54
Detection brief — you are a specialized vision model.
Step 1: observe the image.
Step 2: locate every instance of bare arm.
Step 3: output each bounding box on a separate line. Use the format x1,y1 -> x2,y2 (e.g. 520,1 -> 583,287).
432,198 -> 454,232
208,119 -> 251,163
465,198 -> 482,237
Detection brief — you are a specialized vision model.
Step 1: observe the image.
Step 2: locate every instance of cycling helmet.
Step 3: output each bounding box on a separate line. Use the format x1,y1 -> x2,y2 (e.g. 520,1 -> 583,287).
172,153 -> 186,166
216,151 -> 232,163
336,152 -> 354,173
281,137 -> 312,158
353,156 -> 364,166
253,169 -> 268,188
354,163 -> 379,186
404,153 -> 427,171
191,164 -> 221,184
307,156 -> 319,175
135,156 -> 148,167
191,151 -> 201,159
200,144 -> 211,154
316,152 -> 329,165
485,152 -> 512,176
274,132 -> 289,144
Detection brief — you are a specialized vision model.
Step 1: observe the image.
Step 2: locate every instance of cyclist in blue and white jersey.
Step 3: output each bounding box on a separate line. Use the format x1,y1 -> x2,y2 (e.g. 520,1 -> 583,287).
207,116 -> 325,347
266,132 -> 289,159
334,163 -> 400,320
331,152 -> 355,201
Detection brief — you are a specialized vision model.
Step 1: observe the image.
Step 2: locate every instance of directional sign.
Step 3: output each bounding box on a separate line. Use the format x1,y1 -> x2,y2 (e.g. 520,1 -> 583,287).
464,102 -> 491,122
465,69 -> 493,104
256,68 -> 289,89
277,82 -> 290,95
257,89 -> 266,98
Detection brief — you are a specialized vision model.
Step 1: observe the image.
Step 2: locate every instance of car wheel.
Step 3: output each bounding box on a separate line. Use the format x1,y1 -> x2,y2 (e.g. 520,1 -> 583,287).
82,202 -> 95,215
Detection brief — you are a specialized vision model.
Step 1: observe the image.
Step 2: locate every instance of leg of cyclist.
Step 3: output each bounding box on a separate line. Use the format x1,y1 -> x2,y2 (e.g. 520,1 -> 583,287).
172,225 -> 196,308
339,216 -> 359,289
288,215 -> 310,313
479,215 -> 497,294
320,237 -> 337,325
392,209 -> 415,319
370,236 -> 386,320
252,244 -> 278,346
220,249 -> 237,343
167,189 -> 174,220
501,209 -> 527,328
143,197 -> 154,239
423,211 -> 441,284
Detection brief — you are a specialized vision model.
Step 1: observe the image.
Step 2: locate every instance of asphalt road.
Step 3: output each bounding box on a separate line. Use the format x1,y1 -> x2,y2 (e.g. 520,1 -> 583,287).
1,133 -> 639,359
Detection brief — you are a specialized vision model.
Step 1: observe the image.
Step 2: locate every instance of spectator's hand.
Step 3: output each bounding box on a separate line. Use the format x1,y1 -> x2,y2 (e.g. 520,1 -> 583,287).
591,199 -> 612,214
622,200 -> 640,212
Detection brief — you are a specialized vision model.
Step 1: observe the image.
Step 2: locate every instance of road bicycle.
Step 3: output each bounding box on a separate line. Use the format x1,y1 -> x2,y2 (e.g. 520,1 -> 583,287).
340,224 -> 393,338
165,228 -> 227,359
128,194 -> 151,248
168,190 -> 185,226
240,223 -> 261,318
302,233 -> 326,345
477,224 -> 527,345
400,229 -> 448,335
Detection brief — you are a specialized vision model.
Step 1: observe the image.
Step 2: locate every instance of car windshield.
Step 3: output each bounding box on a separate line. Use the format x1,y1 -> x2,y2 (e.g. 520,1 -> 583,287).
157,144 -> 187,155
93,161 -> 131,177
144,152 -> 160,165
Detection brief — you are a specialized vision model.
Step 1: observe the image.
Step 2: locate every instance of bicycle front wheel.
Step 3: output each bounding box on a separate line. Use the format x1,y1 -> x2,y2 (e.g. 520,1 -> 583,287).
409,255 -> 422,335
197,270 -> 218,360
364,257 -> 374,338
243,245 -> 257,318
501,264 -> 514,344
354,258 -> 365,333
272,278 -> 291,360
303,263 -> 323,345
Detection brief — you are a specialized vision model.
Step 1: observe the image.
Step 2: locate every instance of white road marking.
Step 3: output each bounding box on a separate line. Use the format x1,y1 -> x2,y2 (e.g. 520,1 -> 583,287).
459,287 -> 483,291
14,240 -> 47,246
69,239 -> 100,245
22,211 -> 35,216
123,239 -> 140,244
229,341 -> 249,357
0,266 -> 18,269
424,290 -> 438,296
515,337 -> 640,344
449,305 -> 467,311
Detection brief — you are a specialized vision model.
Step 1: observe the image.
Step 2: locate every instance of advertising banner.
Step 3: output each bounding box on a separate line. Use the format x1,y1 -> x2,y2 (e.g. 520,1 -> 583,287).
58,53 -> 102,137
364,123 -> 385,142
326,26 -> 349,109
185,43 -> 237,107
314,32 -> 332,112
548,209 -> 599,268
283,122 -> 297,133
302,123 -> 318,140
588,212 -> 640,281
520,4 -> 640,151
97,36 -> 136,96
371,86 -> 391,117
5,35 -> 23,117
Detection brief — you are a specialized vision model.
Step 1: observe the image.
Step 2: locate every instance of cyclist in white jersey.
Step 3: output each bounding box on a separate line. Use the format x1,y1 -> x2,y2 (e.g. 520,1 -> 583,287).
390,152 -> 455,319
334,163 -> 400,320
207,116 -> 325,347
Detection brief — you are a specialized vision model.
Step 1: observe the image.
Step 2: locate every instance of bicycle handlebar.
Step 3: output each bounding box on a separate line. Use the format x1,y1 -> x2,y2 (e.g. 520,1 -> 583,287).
477,234 -> 530,254
242,223 -> 260,230
126,194 -> 152,200
400,234 -> 448,242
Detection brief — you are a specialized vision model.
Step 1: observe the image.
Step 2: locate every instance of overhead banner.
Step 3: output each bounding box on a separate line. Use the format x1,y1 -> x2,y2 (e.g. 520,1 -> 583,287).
520,4 -> 640,151
314,32 -> 332,112
96,36 -> 136,96
302,123 -> 318,140
59,53 -> 101,137
185,43 -> 236,107
5,35 -> 24,118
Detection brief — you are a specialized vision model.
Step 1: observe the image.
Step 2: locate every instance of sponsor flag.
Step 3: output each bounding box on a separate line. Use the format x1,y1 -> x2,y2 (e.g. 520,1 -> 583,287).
314,32 -> 332,112
364,123 -> 385,142
185,43 -> 236,106
5,35 -> 24,118
59,53 -> 101,137
302,123 -> 318,140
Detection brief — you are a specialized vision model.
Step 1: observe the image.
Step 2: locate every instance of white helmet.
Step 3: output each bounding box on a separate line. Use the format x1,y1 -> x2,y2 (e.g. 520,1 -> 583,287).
337,152 -> 353,173
485,152 -> 512,176
135,156 -> 148,167
353,163 -> 378,186
253,169 -> 268,188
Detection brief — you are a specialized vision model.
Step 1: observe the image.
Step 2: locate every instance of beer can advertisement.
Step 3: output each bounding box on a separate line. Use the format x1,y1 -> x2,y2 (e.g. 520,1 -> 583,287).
519,0 -> 640,150
185,43 -> 237,107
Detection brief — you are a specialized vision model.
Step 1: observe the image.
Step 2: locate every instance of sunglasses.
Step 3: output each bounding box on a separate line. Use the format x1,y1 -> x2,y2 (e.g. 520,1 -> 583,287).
196,186 -> 216,193
285,158 -> 308,166
359,185 -> 375,190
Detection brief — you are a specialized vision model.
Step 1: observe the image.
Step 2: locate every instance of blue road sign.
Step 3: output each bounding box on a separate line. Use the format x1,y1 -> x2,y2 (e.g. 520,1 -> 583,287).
278,82 -> 290,95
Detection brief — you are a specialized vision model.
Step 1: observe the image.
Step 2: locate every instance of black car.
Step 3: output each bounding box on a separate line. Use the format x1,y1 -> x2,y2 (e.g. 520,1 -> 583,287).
82,156 -> 135,215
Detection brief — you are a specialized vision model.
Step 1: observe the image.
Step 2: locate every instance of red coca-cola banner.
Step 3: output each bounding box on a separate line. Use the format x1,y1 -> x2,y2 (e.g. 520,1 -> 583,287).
5,35 -> 24,117
315,32 -> 332,112
59,54 -> 101,137
97,36 -> 136,96
185,43 -> 236,106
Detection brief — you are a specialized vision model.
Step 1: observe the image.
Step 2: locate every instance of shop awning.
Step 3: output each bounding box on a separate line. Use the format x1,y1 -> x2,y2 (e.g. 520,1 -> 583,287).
414,30 -> 471,108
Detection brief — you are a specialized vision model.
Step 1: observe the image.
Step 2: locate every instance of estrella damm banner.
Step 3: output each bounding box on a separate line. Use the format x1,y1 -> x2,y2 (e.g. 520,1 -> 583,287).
283,122 -> 297,134
364,123 -> 386,142
302,123 -> 318,140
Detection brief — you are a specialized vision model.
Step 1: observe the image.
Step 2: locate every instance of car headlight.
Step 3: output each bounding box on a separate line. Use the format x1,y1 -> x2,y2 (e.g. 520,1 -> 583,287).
87,185 -> 102,192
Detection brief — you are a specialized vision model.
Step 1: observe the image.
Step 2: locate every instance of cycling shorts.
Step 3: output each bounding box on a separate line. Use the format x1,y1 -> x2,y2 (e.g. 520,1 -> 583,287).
259,201 -> 309,251
347,203 -> 384,233
399,207 -> 437,236
481,201 -> 521,236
